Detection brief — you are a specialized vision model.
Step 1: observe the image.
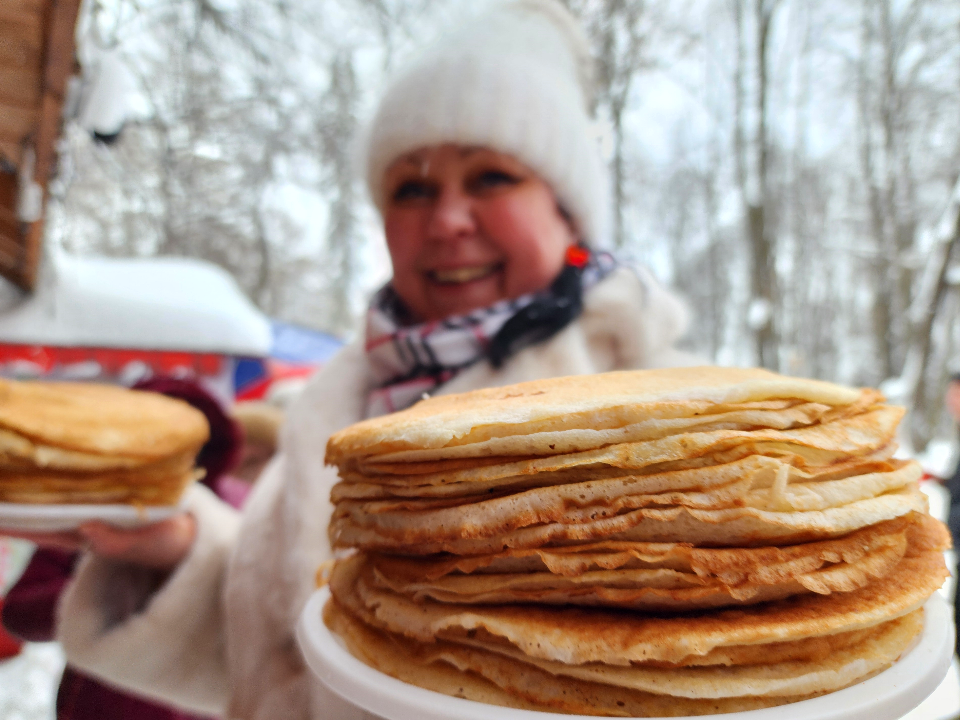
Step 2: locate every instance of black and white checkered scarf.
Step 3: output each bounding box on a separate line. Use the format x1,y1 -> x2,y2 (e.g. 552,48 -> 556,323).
364,247 -> 617,417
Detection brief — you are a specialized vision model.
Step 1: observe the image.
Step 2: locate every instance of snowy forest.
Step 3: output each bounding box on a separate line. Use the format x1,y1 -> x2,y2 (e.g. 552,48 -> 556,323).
48,0 -> 960,452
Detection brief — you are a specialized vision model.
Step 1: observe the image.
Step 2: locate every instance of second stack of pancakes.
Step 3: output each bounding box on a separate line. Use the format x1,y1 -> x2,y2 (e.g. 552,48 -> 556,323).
0,380 -> 209,506
324,367 -> 950,716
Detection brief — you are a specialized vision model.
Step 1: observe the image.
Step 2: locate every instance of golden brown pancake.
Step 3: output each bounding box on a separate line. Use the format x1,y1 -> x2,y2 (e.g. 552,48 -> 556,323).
0,380 -> 209,505
325,598 -> 838,716
321,367 -> 950,714
0,463 -> 203,505
330,460 -> 921,550
347,407 -> 902,489
0,379 -> 209,460
326,367 -> 867,465
330,485 -> 928,553
330,516 -> 948,666
416,610 -> 921,699
365,516 -> 913,610
366,516 -> 914,580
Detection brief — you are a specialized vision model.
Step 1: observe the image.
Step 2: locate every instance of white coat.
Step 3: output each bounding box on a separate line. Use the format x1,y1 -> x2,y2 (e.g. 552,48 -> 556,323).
56,267 -> 693,719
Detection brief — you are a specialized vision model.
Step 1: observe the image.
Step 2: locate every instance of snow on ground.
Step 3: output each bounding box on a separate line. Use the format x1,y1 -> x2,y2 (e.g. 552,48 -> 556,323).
0,643 -> 63,720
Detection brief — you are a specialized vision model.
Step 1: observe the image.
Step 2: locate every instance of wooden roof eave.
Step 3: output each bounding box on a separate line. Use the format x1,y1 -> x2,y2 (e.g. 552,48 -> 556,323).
0,0 -> 82,293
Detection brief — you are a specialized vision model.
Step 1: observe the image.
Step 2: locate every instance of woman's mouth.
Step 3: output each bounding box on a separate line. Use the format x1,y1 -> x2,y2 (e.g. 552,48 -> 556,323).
426,263 -> 502,285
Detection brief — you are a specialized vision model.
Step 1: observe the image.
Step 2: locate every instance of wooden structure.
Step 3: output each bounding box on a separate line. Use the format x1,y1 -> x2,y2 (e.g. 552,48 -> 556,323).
0,0 -> 82,291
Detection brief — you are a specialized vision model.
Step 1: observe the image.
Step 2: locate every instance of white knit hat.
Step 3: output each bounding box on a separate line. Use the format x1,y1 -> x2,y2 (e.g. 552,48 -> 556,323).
363,0 -> 610,246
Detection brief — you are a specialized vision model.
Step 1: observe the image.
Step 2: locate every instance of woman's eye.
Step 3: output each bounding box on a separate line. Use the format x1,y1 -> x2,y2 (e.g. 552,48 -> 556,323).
470,170 -> 519,192
391,180 -> 435,202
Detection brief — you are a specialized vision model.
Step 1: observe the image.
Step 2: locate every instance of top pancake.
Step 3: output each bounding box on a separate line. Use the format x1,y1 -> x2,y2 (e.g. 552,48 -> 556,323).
326,367 -> 865,466
0,379 -> 210,460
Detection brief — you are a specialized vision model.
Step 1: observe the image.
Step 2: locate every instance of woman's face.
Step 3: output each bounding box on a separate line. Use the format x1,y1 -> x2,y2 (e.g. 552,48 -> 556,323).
382,144 -> 577,322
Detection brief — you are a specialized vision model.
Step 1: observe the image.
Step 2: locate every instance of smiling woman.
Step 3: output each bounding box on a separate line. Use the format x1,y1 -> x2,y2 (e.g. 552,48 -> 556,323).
383,145 -> 575,322
43,2 -> 697,718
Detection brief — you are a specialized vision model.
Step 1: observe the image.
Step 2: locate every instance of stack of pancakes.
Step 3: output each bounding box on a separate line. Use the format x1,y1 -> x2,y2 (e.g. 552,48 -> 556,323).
324,367 -> 951,716
0,380 -> 209,505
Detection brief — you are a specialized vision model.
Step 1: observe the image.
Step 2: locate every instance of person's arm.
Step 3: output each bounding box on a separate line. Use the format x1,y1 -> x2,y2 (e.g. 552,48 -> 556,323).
53,484 -> 240,716
53,341 -> 364,718
0,511 -> 197,644
2,513 -> 198,569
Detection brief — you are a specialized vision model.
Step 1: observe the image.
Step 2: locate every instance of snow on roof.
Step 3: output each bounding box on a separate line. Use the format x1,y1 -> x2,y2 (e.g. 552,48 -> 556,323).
0,252 -> 272,356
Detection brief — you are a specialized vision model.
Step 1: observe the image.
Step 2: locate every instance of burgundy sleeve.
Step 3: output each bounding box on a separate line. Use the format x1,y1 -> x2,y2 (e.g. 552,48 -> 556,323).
2,548 -> 79,642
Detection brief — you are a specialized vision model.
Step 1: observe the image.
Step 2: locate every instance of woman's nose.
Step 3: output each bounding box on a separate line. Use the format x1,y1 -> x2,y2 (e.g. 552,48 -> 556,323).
426,186 -> 476,241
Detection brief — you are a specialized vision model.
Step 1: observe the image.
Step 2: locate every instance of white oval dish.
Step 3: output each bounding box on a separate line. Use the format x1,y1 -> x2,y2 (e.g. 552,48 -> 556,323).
297,588 -> 954,720
0,501 -> 184,532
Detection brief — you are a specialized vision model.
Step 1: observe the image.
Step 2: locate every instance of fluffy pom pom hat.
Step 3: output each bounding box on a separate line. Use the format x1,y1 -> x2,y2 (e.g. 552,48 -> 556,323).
363,0 -> 610,246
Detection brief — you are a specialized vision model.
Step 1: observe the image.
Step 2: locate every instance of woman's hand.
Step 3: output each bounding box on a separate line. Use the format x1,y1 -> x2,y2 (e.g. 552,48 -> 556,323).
1,514 -> 197,572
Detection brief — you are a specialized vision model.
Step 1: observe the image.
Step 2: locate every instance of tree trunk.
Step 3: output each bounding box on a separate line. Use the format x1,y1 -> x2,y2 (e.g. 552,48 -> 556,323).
902,174 -> 960,450
738,0 -> 780,369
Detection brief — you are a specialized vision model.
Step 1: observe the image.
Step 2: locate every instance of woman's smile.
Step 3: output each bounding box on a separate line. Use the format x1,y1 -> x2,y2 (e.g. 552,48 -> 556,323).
425,262 -> 503,285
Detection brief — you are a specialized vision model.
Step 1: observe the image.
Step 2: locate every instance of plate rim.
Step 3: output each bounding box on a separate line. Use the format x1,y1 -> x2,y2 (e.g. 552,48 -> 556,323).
0,500 -> 185,530
297,587 -> 954,720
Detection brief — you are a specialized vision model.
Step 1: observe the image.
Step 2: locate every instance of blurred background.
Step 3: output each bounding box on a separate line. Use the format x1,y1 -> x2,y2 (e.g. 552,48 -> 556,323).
12,0 -> 957,452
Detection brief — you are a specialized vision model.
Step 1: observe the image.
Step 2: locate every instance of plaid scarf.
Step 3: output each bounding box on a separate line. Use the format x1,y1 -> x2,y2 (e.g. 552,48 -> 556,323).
364,246 -> 617,417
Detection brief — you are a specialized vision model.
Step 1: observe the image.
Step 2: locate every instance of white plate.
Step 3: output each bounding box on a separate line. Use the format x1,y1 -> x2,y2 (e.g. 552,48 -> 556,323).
0,502 -> 185,532
297,588 -> 955,720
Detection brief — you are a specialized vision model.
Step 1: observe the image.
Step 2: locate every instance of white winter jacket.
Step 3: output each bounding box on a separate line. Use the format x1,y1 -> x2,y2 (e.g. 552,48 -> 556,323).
56,267 -> 693,719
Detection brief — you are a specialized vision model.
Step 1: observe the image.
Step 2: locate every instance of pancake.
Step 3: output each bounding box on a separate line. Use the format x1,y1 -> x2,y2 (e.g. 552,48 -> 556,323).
350,407 -> 902,486
433,610 -> 921,699
365,516 -> 913,610
331,461 -> 920,545
365,516 -> 914,580
321,367 -> 951,714
329,515 -> 948,666
0,427 -> 159,471
0,461 -> 203,505
326,367 -> 868,465
331,450 -> 900,501
0,380 -> 209,460
366,550 -> 901,611
0,380 -> 210,505
325,599 -> 828,717
331,484 -> 928,553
